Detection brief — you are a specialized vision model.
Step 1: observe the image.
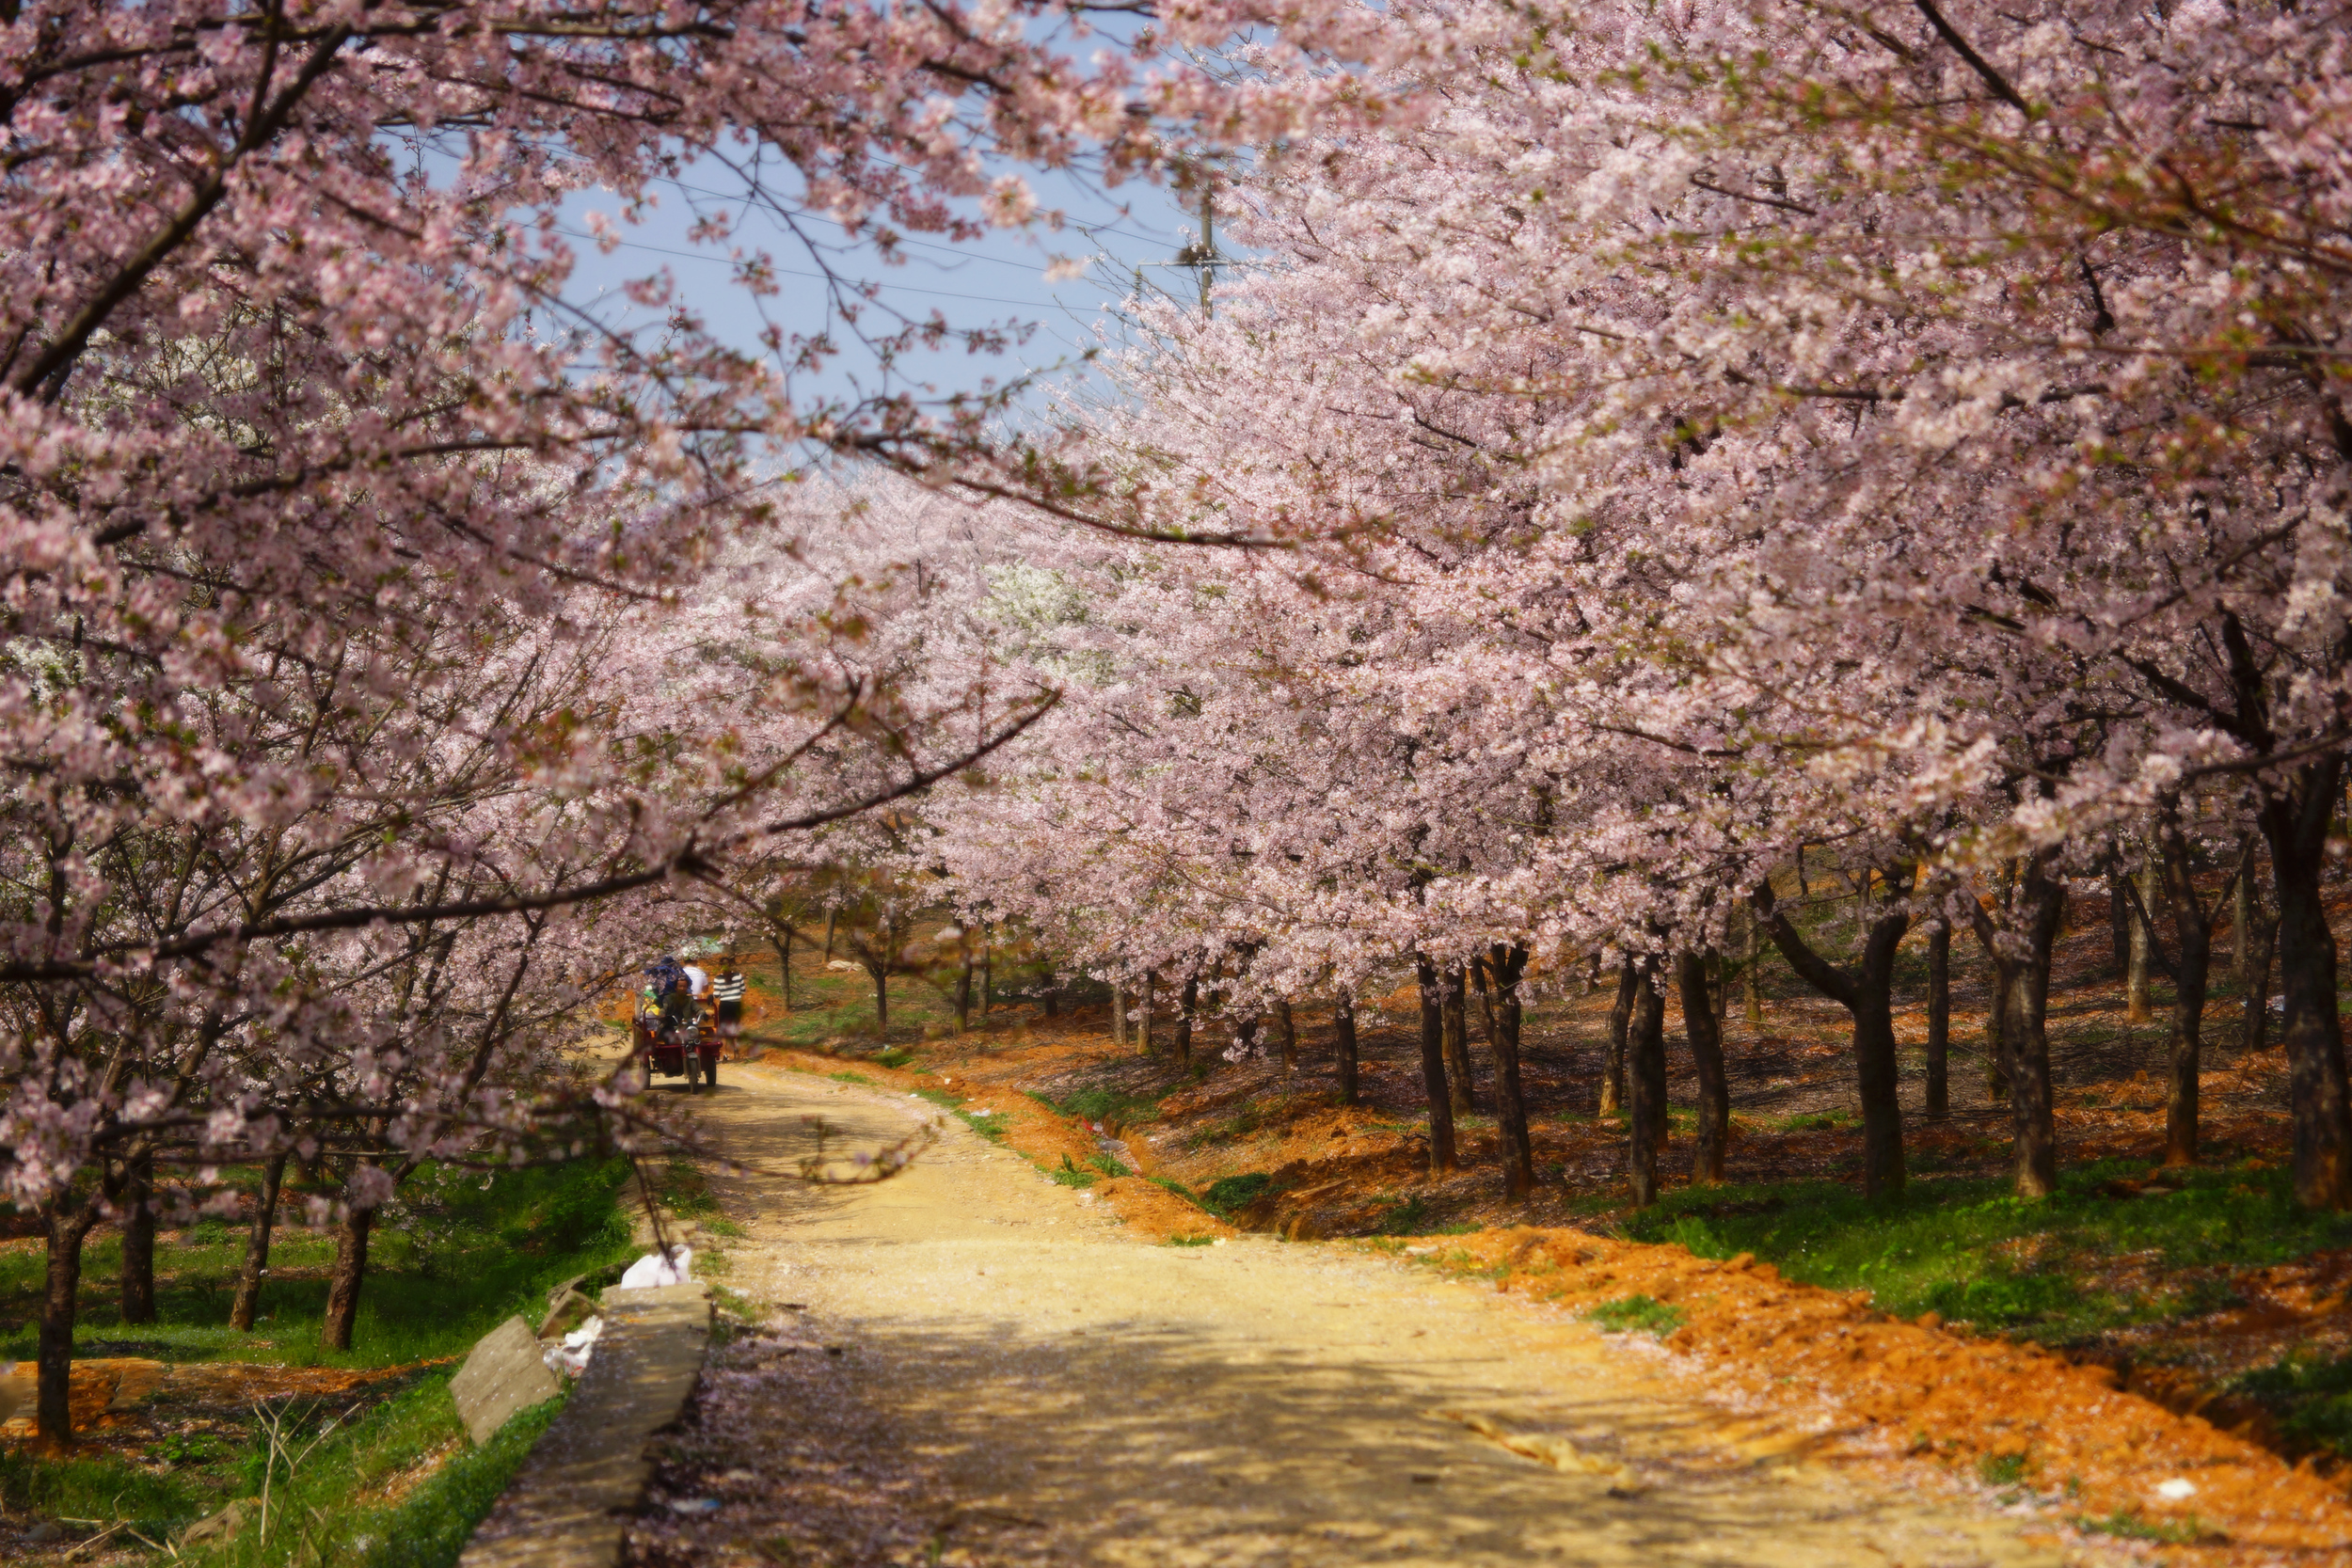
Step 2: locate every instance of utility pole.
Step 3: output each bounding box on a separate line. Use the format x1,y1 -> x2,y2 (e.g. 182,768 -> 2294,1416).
1198,182 -> 1215,319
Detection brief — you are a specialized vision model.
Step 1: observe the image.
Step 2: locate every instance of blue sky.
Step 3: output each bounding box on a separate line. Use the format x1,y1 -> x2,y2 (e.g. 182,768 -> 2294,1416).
551,160 -> 1221,432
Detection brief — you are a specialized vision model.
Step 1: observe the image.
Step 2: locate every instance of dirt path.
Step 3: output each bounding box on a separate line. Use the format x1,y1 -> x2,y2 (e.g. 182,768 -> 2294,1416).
629,1061 -> 2103,1568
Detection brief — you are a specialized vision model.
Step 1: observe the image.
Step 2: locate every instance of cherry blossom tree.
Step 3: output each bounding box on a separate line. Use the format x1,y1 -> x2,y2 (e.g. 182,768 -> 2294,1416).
2,0 -> 1397,1442
922,0 -> 2352,1218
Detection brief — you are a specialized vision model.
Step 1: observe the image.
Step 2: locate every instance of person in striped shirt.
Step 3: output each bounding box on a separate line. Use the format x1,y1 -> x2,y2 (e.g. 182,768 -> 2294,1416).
712,958 -> 747,1056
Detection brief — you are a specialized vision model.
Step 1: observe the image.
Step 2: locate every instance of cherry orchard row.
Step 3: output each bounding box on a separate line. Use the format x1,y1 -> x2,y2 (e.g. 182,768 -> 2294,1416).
8,0 -> 2348,1449
911,0 -> 2352,1220
0,0 -> 1399,1447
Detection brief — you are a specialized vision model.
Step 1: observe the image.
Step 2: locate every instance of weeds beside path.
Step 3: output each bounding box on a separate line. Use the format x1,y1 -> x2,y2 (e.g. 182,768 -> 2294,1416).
0,1158 -> 645,1568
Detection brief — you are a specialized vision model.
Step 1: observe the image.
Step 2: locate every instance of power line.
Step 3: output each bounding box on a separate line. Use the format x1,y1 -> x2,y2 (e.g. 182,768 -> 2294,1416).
552,228 -> 1122,309
643,174 -> 1182,256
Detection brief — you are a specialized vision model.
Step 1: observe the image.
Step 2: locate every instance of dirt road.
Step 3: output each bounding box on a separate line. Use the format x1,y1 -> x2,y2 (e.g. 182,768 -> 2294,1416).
628,1061 -> 2095,1568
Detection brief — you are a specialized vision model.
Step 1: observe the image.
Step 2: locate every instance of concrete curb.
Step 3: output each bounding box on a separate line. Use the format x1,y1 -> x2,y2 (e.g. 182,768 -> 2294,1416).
456,1281 -> 713,1568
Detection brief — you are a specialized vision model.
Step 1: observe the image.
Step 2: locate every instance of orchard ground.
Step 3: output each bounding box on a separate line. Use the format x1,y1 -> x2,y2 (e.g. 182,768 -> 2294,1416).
698,881 -> 2352,1560
8,887 -> 2349,1565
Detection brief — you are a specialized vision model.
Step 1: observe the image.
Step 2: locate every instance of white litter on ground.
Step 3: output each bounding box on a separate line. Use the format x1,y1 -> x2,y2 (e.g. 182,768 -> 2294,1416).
619,1246 -> 694,1290
2155,1478 -> 2198,1501
543,1314 -> 605,1377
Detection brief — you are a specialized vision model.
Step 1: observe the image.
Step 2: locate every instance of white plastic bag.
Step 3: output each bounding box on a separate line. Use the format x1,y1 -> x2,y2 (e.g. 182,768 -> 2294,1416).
541,1314 -> 604,1376
618,1246 -> 693,1290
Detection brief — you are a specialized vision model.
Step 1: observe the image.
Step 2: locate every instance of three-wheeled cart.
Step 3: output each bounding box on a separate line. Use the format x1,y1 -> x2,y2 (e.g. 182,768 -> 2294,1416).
632,1004 -> 721,1091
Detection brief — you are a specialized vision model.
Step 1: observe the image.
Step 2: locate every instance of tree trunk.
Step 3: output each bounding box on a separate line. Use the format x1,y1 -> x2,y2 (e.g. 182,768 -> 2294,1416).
38,1198 -> 100,1447
1487,945 -> 1536,1199
1415,955 -> 1458,1174
1234,1011 -> 1263,1060
777,927 -> 794,1012
2005,957 -> 2060,1199
1174,972 -> 1199,1067
870,965 -> 889,1031
2154,818 -> 2216,1168
2246,910 -> 2277,1053
823,910 -> 835,960
1042,967 -> 1059,1018
2233,839 -> 2256,986
1645,975 -> 1670,1148
1274,997 -> 1295,1069
2127,844 -> 2157,1023
322,1205 -> 374,1353
2259,757 -> 2352,1210
1738,904 -> 1767,1029
230,1152 -> 289,1332
2108,865 -> 2133,977
1926,924 -> 1951,1120
981,944 -> 993,1014
1976,858 -> 2063,1199
1981,933 -> 2012,1102
118,1148 -> 156,1325
1334,995 -> 1359,1105
1628,966 -> 1665,1206
1756,879 -> 1910,1198
1440,964 -> 1474,1117
1678,953 -> 1729,1184
956,952 -> 974,1033
1471,959 -> 1500,1060
1851,969 -> 1907,1198
1111,982 -> 1127,1047
1139,971 -> 1156,1056
1600,959 -> 1635,1117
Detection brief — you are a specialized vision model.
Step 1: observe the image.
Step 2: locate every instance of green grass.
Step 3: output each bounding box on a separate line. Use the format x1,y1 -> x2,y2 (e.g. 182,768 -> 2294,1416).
1030,1085 -> 1172,1128
650,1154 -> 723,1222
1147,1176 -> 1200,1205
0,1308 -> 580,1563
828,1070 -> 875,1085
0,1159 -> 639,1370
1367,1196 -> 1477,1238
353,1389 -> 564,1568
909,1086 -> 1009,1144
1773,1108 -> 1859,1132
1,1156 -> 639,1555
1198,1172 -> 1274,1217
2073,1511 -> 2204,1544
1166,1235 -> 1216,1247
1049,1154 -> 1097,1189
0,1446 -> 215,1541
1977,1451 -> 2029,1487
739,935 -> 1013,1052
175,1372 -> 567,1568
1085,1151 -> 1132,1180
1584,1294 -> 1687,1338
2230,1347 -> 2352,1462
1605,1156 -> 2352,1343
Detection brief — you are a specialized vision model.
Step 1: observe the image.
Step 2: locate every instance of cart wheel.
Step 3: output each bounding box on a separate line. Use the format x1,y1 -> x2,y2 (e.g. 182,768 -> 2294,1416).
705,1055 -> 719,1088
683,1048 -> 701,1092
